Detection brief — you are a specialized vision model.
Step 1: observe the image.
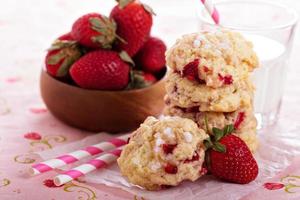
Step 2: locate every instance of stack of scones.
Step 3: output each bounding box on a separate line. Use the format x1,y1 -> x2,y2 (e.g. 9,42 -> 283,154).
164,30 -> 259,152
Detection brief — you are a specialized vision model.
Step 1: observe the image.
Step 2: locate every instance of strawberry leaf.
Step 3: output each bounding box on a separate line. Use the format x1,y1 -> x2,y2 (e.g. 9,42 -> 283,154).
119,51 -> 135,66
89,16 -> 117,48
142,3 -> 156,16
212,142 -> 226,153
204,138 -> 213,149
223,124 -> 234,135
91,35 -> 112,49
56,49 -> 82,77
47,51 -> 66,65
48,40 -> 77,51
117,0 -> 134,9
212,127 -> 224,141
126,70 -> 151,89
125,70 -> 135,90
56,57 -> 72,77
115,34 -> 127,44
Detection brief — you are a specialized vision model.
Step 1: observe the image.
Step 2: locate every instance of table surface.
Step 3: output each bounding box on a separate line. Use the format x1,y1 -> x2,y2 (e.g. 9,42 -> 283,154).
0,0 -> 300,199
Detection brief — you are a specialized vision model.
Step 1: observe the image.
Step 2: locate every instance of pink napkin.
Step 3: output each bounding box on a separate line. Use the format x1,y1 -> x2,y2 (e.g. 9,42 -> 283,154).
37,120 -> 300,200
243,157 -> 300,200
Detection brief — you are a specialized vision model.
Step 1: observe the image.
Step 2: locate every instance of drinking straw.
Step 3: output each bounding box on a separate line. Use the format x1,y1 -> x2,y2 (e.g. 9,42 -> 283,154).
200,0 -> 220,24
29,134 -> 130,176
53,147 -> 123,186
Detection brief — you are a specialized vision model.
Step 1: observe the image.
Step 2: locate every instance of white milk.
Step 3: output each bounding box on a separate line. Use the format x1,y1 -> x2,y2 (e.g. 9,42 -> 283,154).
245,34 -> 287,125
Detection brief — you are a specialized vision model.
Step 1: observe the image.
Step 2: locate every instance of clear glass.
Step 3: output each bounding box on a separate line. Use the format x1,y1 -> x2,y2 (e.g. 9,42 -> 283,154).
197,0 -> 298,128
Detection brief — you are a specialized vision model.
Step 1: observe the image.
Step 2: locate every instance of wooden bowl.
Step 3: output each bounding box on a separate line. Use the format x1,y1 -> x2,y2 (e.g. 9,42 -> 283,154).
40,70 -> 166,133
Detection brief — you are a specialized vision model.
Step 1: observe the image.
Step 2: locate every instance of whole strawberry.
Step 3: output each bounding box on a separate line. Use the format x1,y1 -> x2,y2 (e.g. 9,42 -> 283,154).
45,33 -> 82,77
205,126 -> 258,184
70,50 -> 131,90
71,13 -> 118,49
134,37 -> 166,73
110,0 -> 154,57
127,70 -> 157,89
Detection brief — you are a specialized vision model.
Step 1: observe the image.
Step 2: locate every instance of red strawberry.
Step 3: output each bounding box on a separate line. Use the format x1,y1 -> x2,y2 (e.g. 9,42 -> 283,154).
71,13 -> 118,49
218,73 -> 233,85
142,72 -> 157,84
184,151 -> 200,163
234,112 -> 245,129
134,37 -> 166,73
70,50 -> 131,90
182,59 -> 200,81
43,179 -> 63,188
263,182 -> 285,190
45,33 -> 82,77
164,163 -> 178,174
208,134 -> 258,184
127,70 -> 157,89
24,132 -> 42,140
57,32 -> 73,41
110,0 -> 154,57
162,144 -> 177,154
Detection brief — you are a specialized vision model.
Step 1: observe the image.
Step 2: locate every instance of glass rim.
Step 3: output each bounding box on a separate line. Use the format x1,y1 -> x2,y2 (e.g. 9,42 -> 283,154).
198,0 -> 299,31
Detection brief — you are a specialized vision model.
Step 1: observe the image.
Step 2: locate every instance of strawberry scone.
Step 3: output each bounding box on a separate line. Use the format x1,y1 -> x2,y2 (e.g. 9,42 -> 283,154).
166,30 -> 258,88
164,104 -> 258,152
117,116 -> 209,190
165,72 -> 254,112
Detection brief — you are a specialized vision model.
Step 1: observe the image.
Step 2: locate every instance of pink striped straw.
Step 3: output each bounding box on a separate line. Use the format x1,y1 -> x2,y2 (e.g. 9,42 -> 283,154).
200,0 -> 220,24
29,134 -> 130,176
53,147 -> 123,186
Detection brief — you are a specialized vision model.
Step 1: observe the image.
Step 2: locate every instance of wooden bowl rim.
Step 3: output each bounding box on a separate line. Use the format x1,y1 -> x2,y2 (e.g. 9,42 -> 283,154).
41,68 -> 167,94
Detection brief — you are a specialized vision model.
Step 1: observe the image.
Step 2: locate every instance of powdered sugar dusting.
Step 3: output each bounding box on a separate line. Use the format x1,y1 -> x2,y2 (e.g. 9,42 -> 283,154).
202,43 -> 212,50
183,132 -> 193,143
193,40 -> 201,48
219,42 -> 231,50
149,161 -> 161,171
196,35 -> 206,41
154,133 -> 165,152
163,127 -> 175,138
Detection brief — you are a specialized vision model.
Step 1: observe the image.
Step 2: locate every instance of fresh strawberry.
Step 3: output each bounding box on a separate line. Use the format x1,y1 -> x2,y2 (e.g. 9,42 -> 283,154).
142,72 -> 157,84
70,50 -> 131,90
127,70 -> 157,89
71,13 -> 119,49
134,37 -> 166,73
110,0 -> 154,57
45,33 -> 82,77
206,127 -> 258,184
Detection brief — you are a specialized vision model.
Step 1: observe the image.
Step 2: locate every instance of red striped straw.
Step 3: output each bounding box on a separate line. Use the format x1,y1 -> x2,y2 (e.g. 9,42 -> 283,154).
29,134 -> 130,176
53,147 -> 123,186
200,0 -> 220,24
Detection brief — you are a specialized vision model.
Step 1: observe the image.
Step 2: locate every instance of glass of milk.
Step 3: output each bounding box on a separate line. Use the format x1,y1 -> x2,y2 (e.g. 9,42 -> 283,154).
197,0 -> 298,128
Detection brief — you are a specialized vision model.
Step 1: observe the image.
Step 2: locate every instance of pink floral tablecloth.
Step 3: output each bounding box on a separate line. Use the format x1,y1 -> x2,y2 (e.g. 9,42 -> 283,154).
0,0 -> 300,199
